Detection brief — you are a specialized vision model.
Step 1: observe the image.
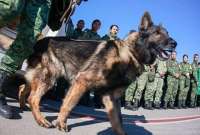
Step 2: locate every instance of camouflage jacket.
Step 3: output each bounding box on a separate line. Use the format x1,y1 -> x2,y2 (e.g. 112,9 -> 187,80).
155,58 -> 167,78
191,62 -> 198,82
101,34 -> 120,41
197,68 -> 200,95
80,29 -> 101,40
71,28 -> 84,39
179,62 -> 192,79
166,59 -> 180,78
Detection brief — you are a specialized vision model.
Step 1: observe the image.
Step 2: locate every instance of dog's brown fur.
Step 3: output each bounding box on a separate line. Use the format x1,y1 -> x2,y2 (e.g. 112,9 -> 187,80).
18,12 -> 176,135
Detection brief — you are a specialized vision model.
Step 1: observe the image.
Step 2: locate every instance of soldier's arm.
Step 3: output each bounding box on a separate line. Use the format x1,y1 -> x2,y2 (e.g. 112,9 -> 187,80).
162,61 -> 167,74
192,64 -> 198,82
179,63 -> 187,77
167,61 -> 176,77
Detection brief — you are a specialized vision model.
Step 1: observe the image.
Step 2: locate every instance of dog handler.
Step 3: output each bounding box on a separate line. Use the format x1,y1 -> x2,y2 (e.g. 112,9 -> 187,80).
0,0 -> 86,119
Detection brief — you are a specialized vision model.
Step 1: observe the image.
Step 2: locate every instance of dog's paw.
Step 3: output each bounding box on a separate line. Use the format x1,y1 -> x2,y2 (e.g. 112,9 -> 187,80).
37,118 -> 53,128
52,119 -> 68,132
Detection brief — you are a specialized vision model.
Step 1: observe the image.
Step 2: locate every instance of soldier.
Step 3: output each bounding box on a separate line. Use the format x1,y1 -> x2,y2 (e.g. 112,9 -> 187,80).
0,0 -> 52,119
130,65 -> 150,110
80,19 -> 101,40
190,54 -> 199,107
197,62 -> 200,107
153,58 -> 167,109
144,64 -> 156,110
0,0 -> 86,119
164,51 -> 180,109
70,19 -> 85,39
101,24 -> 120,40
178,54 -> 192,108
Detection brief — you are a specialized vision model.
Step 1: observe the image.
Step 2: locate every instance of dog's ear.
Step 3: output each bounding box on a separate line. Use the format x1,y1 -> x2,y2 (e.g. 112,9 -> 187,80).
139,11 -> 153,31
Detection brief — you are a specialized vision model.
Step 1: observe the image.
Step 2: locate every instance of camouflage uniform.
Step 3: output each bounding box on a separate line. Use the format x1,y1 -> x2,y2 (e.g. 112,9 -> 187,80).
125,80 -> 137,103
178,62 -> 192,107
144,64 -> 156,109
190,62 -> 198,107
0,0 -> 51,97
197,67 -> 200,106
71,28 -> 84,39
164,59 -> 180,108
101,33 -> 120,40
153,59 -> 167,107
80,29 -> 101,40
132,65 -> 149,103
0,0 -> 51,73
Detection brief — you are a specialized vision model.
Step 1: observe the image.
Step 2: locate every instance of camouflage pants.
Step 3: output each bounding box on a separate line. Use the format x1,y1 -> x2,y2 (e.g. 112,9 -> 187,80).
0,0 -> 51,97
125,80 -> 137,102
164,77 -> 179,104
0,0 -> 51,73
144,80 -> 155,102
133,72 -> 148,102
153,77 -> 164,104
190,81 -> 197,105
179,77 -> 190,101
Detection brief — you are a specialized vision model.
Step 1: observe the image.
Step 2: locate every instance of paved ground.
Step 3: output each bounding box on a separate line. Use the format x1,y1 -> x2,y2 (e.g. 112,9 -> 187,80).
0,98 -> 200,135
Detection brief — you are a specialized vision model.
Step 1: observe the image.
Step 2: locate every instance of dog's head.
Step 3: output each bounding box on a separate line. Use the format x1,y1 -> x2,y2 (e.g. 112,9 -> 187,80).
127,12 -> 177,65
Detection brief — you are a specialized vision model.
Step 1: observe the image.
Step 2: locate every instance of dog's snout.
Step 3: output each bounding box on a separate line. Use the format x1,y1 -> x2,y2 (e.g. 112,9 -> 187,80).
168,38 -> 177,48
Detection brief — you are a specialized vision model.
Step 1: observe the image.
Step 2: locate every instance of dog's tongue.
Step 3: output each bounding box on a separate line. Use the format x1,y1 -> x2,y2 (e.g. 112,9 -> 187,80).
161,51 -> 169,59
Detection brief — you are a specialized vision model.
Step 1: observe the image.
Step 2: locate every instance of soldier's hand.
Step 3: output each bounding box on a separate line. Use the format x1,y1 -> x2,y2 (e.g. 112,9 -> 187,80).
186,73 -> 190,78
159,72 -> 165,77
175,73 -> 180,78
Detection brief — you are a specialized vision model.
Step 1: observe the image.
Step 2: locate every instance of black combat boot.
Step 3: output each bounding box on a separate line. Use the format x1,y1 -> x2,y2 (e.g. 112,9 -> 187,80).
154,102 -> 161,109
132,99 -> 139,111
163,101 -> 168,109
169,101 -> 175,109
182,100 -> 187,109
0,70 -> 13,119
144,101 -> 153,110
0,96 -> 13,119
177,100 -> 182,109
189,102 -> 196,108
124,101 -> 134,110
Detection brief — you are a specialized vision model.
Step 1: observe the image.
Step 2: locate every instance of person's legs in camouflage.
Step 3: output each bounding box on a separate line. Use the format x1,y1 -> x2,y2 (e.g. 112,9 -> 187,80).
170,78 -> 179,109
178,78 -> 190,108
0,0 -> 25,27
164,77 -> 175,109
132,72 -> 148,110
178,79 -> 184,108
190,81 -> 197,108
124,81 -> 137,110
0,0 -> 51,119
153,77 -> 164,109
144,79 -> 156,110
0,0 -> 25,119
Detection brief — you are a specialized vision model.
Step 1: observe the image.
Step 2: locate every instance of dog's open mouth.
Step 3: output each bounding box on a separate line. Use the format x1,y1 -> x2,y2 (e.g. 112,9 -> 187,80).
155,46 -> 173,60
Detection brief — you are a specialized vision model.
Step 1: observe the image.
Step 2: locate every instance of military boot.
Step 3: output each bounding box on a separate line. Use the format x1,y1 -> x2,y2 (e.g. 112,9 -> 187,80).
144,101 -> 154,110
189,101 -> 196,108
0,70 -> 13,119
124,101 -> 133,110
132,99 -> 139,111
154,102 -> 161,109
177,100 -> 182,109
163,101 -> 168,109
182,100 -> 187,109
169,101 -> 175,109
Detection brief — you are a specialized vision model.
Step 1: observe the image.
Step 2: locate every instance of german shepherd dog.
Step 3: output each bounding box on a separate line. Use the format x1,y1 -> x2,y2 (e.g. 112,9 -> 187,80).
18,12 -> 176,135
